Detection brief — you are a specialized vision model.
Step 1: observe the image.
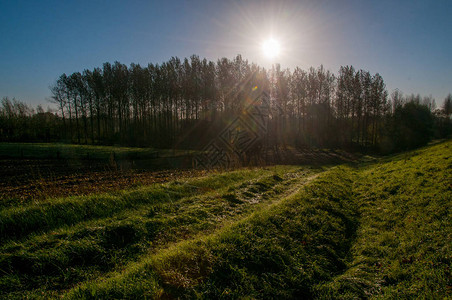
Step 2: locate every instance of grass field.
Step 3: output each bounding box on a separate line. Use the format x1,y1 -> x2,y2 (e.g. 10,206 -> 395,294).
0,142 -> 193,160
0,140 -> 450,298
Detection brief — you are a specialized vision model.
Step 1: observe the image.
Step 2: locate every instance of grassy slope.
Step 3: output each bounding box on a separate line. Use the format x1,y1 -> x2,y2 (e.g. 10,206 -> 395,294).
318,141 -> 452,299
1,140 -> 450,299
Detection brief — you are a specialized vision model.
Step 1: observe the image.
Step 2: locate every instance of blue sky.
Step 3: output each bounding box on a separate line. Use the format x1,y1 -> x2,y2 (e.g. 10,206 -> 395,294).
1,0 -> 451,107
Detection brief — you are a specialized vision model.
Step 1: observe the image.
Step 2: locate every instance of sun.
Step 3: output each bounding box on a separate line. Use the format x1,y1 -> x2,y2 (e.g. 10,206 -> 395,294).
262,38 -> 281,59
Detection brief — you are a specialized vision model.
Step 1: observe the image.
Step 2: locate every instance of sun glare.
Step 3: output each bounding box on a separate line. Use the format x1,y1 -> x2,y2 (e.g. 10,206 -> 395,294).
262,38 -> 281,59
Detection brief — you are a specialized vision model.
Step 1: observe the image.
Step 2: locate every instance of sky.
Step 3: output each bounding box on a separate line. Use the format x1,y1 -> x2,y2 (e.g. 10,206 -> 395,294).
1,0 -> 451,107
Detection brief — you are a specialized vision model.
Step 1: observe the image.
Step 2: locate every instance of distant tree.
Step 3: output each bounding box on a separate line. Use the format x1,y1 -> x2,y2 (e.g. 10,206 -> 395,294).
359,70 -> 372,146
90,67 -> 105,143
382,101 -> 434,151
438,94 -> 452,137
369,73 -> 388,146
49,75 -> 68,139
444,94 -> 452,117
391,89 -> 404,113
422,95 -> 436,112
289,67 -> 308,146
336,65 -> 356,147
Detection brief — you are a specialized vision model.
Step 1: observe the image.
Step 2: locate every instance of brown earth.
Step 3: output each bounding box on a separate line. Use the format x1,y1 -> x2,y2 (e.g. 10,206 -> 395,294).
0,158 -> 208,205
0,147 -> 360,204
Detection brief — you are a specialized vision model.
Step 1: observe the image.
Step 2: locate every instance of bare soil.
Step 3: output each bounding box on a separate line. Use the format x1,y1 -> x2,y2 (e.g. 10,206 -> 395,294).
0,158 -> 207,204
0,147 -> 360,203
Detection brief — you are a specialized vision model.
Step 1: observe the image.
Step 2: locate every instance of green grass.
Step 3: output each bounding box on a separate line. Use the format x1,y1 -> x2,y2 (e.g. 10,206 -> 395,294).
62,166 -> 355,299
0,140 -> 451,299
0,142 -> 193,160
1,165 -> 319,298
316,141 -> 452,299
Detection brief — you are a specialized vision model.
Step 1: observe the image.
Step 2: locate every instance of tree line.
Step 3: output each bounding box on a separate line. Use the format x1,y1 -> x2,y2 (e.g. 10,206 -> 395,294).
1,55 -> 451,153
